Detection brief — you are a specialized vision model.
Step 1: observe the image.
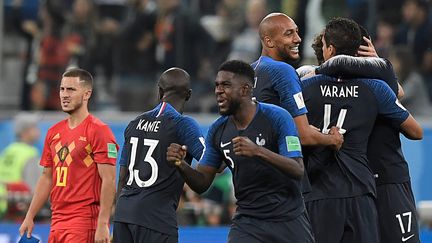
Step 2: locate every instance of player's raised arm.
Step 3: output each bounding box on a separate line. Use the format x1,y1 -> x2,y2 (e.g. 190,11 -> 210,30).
167,143 -> 218,194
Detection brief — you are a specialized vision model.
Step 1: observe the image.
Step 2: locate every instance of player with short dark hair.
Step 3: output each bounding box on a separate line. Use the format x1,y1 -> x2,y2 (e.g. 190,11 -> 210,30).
167,60 -> 315,243
19,68 -> 118,243
113,68 -> 205,243
301,17 -> 423,243
313,23 -> 422,243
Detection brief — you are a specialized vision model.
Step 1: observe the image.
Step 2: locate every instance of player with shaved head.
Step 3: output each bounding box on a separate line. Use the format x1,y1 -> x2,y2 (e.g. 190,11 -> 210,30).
252,13 -> 343,195
113,68 -> 205,243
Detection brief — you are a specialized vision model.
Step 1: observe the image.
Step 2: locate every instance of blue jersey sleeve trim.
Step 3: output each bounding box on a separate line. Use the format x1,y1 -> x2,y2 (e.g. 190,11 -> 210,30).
261,103 -> 303,158
264,58 -> 308,117
198,117 -> 227,168
361,78 -> 410,126
176,116 -> 205,161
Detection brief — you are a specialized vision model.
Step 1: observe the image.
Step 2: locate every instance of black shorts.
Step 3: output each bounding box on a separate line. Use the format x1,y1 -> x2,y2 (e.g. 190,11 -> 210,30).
376,181 -> 420,243
228,212 -> 315,243
113,222 -> 177,243
306,195 -> 379,243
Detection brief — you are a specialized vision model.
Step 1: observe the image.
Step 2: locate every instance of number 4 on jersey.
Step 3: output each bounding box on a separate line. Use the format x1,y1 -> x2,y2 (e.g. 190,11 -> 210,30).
127,137 -> 159,188
322,104 -> 347,135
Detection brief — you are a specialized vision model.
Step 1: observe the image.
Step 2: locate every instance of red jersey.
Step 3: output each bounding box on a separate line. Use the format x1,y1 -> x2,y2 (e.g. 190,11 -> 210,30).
40,114 -> 118,230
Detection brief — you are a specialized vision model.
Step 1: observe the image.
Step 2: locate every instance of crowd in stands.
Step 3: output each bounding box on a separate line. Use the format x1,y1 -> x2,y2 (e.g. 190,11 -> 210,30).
2,0 -> 431,115
1,0 -> 431,226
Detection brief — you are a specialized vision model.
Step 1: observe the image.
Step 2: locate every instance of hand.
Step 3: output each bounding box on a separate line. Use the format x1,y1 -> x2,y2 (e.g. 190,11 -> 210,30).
358,36 -> 378,57
329,126 -> 344,151
167,143 -> 187,167
303,70 -> 316,79
95,224 -> 110,243
232,136 -> 258,157
19,217 -> 34,238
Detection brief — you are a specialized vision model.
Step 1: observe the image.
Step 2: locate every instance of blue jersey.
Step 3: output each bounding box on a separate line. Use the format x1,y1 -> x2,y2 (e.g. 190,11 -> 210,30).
317,56 -> 410,185
252,56 -> 311,194
114,102 -> 205,236
251,56 -> 308,118
301,75 -> 409,201
200,103 -> 304,221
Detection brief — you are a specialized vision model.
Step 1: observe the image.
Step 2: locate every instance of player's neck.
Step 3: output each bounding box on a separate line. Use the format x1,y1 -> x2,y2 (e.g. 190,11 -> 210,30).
261,50 -> 281,61
67,108 -> 90,129
232,101 -> 257,130
162,99 -> 184,114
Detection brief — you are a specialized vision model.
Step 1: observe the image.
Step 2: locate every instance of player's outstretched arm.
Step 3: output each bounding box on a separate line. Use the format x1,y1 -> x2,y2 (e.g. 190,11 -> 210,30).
19,167 -> 52,238
294,115 -> 344,150
167,143 -> 217,194
232,136 -> 304,179
95,163 -> 116,243
400,115 -> 423,140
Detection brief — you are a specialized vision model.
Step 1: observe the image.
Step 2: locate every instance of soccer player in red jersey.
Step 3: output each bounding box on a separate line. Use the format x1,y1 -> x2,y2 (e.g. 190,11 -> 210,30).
19,68 -> 118,243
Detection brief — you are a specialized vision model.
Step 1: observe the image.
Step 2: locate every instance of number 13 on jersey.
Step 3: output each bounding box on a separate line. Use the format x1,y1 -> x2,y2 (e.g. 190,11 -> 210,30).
127,137 -> 159,188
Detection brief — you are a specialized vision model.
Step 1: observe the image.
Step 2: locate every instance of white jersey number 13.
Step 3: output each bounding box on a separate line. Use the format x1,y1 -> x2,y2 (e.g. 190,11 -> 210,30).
127,137 -> 159,187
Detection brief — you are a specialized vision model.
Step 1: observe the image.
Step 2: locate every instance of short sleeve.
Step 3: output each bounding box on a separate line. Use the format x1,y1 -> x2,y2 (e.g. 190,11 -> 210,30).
265,104 -> 303,158
365,79 -> 410,127
272,64 -> 308,117
198,120 -> 224,168
176,116 -> 205,161
91,124 -> 119,165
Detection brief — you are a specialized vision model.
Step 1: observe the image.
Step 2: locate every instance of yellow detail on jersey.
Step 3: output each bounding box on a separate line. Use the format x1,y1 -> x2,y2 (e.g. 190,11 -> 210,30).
53,133 -> 60,140
83,144 -> 94,167
54,142 -> 75,166
56,167 -> 68,187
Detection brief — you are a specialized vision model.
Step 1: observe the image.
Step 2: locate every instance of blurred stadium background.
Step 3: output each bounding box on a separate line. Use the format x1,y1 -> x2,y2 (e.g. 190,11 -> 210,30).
0,0 -> 431,242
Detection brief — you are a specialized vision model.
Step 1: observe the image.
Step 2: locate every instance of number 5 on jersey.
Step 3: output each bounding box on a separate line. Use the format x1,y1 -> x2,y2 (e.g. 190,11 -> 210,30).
127,137 -> 159,187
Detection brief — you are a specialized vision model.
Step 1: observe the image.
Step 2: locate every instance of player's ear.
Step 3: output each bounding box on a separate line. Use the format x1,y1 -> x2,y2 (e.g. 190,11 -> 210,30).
329,44 -> 336,57
83,89 -> 92,101
185,89 -> 192,101
241,83 -> 251,97
264,36 -> 274,48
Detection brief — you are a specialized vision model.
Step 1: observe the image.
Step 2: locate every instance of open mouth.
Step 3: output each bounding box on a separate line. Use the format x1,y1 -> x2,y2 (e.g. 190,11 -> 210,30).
217,98 -> 227,107
290,46 -> 299,53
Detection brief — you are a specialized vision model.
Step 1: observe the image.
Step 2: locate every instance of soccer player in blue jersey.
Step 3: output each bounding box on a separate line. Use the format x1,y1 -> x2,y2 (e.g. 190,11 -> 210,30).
252,13 -> 343,149
301,18 -> 423,243
313,25 -> 423,243
113,68 -> 205,243
167,60 -> 315,243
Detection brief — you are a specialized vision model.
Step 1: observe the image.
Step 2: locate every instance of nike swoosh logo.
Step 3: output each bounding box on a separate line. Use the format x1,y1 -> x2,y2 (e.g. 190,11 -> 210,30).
220,141 -> 231,148
402,234 -> 415,242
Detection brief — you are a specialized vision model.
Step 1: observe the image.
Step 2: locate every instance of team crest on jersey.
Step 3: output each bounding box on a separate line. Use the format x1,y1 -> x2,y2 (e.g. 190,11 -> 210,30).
58,146 -> 70,162
256,134 -> 266,146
